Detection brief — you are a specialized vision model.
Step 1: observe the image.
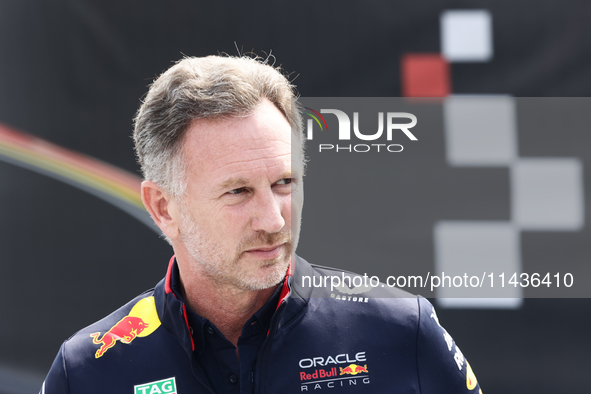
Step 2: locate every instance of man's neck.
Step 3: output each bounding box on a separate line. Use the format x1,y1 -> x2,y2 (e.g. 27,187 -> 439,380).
178,266 -> 278,347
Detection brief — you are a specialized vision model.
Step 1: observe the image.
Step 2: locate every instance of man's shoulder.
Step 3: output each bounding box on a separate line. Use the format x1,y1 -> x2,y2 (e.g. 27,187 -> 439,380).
44,283 -> 198,392
292,255 -> 423,326
293,254 -> 420,301
62,288 -> 160,362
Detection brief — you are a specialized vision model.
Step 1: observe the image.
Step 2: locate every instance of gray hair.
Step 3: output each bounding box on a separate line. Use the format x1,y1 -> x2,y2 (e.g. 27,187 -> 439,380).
133,55 -> 304,198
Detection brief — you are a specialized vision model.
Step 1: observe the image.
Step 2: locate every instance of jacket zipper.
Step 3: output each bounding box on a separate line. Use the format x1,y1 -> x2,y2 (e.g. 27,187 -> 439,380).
254,300 -> 286,394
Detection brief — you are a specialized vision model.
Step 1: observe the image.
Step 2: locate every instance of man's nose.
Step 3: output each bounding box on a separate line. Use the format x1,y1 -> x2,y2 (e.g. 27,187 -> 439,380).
249,189 -> 286,233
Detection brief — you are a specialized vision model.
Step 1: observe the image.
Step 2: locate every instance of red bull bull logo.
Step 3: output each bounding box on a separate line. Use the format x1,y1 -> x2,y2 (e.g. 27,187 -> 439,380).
89,296 -> 161,358
339,364 -> 369,376
90,316 -> 149,358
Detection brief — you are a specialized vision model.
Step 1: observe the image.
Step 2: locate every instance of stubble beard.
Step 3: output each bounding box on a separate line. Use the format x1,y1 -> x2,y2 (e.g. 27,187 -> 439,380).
178,207 -> 291,291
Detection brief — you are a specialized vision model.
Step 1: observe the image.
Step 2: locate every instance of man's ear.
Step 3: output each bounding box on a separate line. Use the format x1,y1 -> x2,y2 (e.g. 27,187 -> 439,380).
141,180 -> 180,239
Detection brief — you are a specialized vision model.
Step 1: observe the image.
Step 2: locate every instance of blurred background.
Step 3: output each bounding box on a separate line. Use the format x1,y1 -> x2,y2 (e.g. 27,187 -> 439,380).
0,0 -> 589,393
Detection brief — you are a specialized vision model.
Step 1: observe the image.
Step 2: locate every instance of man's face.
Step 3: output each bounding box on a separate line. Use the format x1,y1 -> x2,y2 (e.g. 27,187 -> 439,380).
174,99 -> 304,291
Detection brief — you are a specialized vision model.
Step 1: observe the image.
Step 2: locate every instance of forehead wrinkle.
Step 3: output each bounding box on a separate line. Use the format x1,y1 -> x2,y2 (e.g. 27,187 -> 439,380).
183,136 -> 290,177
213,138 -> 291,160
211,151 -> 291,174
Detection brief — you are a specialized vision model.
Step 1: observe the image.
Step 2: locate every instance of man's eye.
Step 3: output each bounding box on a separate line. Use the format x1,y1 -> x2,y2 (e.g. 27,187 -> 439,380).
277,178 -> 292,185
228,187 -> 246,195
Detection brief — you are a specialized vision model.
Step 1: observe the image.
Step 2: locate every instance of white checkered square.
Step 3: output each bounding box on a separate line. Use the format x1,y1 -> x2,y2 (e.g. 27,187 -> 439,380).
441,10 -> 493,62
444,96 -> 517,166
511,158 -> 585,230
434,221 -> 522,308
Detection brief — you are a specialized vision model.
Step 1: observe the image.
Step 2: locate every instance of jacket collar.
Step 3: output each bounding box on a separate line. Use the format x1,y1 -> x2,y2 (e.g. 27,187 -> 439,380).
153,257 -> 195,355
153,255 -> 311,355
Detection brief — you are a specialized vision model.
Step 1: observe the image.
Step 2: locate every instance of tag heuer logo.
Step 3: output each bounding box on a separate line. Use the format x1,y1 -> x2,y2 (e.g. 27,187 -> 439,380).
134,377 -> 177,394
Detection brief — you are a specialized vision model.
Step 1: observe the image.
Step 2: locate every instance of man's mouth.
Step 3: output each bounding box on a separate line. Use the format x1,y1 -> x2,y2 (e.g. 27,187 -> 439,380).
243,244 -> 285,259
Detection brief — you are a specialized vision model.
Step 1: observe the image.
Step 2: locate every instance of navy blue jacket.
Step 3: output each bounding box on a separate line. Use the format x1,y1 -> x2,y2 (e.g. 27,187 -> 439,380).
42,255 -> 482,393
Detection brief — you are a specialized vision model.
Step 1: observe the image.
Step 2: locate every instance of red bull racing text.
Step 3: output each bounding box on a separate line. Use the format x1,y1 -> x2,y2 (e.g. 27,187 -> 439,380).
299,352 -> 370,391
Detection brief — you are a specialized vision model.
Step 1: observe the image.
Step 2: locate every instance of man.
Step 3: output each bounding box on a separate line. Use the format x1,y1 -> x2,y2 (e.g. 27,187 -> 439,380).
42,55 -> 482,393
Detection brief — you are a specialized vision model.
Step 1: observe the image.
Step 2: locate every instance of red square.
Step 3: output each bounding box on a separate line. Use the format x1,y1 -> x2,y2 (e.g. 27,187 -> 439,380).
401,54 -> 451,97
